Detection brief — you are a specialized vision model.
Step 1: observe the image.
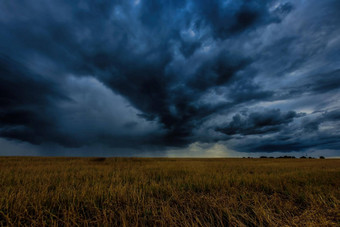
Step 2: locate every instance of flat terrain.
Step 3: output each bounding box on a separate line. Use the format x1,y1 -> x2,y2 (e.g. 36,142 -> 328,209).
0,157 -> 339,226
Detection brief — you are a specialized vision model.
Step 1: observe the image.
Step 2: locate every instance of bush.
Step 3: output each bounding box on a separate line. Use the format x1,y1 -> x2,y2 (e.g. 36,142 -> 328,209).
277,156 -> 296,159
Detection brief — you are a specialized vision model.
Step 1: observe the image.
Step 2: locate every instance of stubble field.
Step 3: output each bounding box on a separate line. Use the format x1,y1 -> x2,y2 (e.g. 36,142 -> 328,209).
0,157 -> 339,226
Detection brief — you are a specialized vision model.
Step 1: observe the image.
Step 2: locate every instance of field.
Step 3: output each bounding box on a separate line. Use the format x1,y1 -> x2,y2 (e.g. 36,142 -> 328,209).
0,157 -> 339,226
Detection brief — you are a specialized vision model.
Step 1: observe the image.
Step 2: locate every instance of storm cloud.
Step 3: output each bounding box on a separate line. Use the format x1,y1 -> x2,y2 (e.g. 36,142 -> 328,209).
215,109 -> 304,136
0,0 -> 339,156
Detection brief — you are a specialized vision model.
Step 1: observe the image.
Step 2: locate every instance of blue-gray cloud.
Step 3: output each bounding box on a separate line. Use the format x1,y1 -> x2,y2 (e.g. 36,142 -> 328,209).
0,0 -> 339,156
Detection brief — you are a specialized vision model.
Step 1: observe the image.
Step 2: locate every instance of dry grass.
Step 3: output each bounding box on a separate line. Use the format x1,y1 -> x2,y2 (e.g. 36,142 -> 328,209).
0,157 -> 339,226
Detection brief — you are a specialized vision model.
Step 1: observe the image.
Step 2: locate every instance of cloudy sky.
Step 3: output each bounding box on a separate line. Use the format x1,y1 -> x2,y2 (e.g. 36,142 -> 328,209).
0,0 -> 339,157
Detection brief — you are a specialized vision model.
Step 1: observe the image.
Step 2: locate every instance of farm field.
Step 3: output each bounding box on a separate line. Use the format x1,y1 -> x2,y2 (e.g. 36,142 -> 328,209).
0,157 -> 339,226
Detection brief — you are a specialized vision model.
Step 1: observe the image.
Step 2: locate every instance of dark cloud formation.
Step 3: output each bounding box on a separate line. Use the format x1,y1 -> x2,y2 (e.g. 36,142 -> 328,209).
216,109 -> 304,136
0,0 -> 339,156
224,109 -> 340,153
0,56 -> 69,145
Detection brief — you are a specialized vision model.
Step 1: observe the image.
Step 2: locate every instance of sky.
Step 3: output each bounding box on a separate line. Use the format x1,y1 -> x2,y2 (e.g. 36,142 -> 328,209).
0,0 -> 339,157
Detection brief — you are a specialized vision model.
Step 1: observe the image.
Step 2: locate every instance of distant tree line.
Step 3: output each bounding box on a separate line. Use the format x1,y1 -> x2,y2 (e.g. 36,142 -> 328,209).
243,156 -> 326,159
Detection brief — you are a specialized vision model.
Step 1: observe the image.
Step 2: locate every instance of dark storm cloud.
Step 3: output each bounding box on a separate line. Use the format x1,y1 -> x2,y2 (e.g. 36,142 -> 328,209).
2,0 -> 274,146
194,0 -> 287,39
305,70 -> 340,94
0,56 -> 69,145
0,56 -> 162,148
216,109 -> 304,136
0,0 -> 339,156
225,109 -> 340,153
236,132 -> 340,153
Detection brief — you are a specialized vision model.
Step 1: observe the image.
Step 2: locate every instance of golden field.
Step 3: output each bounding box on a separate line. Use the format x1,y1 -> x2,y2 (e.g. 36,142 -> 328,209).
0,157 -> 339,226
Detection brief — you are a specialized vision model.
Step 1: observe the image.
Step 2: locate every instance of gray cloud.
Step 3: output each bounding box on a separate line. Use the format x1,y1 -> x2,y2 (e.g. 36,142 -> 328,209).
224,109 -> 340,153
0,0 -> 339,156
216,109 -> 304,136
